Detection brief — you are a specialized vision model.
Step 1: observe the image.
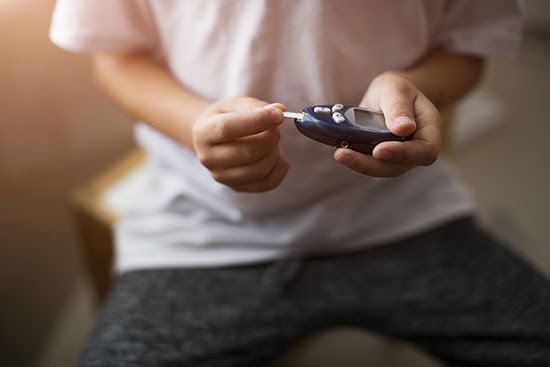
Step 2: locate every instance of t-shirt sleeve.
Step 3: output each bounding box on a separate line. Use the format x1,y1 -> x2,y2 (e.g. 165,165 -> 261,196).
49,0 -> 157,53
432,0 -> 523,58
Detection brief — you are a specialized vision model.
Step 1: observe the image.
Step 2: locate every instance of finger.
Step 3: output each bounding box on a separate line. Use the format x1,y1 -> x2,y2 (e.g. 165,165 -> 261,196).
209,147 -> 281,185
198,129 -> 281,169
378,85 -> 417,137
262,102 -> 287,112
202,107 -> 284,144
230,151 -> 289,193
372,102 -> 441,166
334,148 -> 414,177
216,96 -> 286,114
372,132 -> 439,166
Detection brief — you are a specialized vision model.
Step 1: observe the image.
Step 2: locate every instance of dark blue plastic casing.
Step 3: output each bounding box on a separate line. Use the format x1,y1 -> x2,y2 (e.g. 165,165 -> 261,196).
294,105 -> 412,154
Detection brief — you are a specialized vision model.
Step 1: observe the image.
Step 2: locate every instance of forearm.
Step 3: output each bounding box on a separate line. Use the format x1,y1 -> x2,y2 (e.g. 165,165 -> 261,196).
92,52 -> 211,151
388,48 -> 485,108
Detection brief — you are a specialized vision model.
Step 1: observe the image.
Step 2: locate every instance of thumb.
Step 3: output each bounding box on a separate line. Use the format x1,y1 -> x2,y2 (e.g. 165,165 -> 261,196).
382,99 -> 416,137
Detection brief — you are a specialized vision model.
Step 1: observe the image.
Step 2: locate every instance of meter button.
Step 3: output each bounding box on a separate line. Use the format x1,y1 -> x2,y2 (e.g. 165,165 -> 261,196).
332,112 -> 345,124
313,106 -> 331,114
332,104 -> 344,113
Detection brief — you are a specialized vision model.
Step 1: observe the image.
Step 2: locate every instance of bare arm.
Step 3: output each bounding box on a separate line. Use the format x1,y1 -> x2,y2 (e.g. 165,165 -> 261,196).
92,52 -> 288,192
92,52 -> 211,151
392,47 -> 485,109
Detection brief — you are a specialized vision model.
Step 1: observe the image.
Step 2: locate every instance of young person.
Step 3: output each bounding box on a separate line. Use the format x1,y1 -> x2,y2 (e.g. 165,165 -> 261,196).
51,1 -> 550,365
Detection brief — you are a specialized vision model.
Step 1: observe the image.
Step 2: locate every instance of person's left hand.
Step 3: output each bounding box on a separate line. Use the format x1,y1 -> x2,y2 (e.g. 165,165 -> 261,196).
333,72 -> 441,177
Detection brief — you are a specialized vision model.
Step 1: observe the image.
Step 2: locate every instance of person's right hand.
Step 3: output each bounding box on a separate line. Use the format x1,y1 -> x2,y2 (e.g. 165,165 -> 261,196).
192,96 -> 289,193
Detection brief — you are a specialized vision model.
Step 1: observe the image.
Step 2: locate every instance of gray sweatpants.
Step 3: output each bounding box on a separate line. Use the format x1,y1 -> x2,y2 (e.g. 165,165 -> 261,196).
80,217 -> 550,366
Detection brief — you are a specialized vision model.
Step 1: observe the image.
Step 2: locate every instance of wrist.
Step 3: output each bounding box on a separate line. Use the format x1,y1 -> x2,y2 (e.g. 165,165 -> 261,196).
379,49 -> 485,108
178,98 -> 212,153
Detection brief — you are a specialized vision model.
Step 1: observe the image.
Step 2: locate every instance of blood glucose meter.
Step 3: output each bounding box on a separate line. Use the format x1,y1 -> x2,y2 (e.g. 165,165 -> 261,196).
284,104 -> 412,154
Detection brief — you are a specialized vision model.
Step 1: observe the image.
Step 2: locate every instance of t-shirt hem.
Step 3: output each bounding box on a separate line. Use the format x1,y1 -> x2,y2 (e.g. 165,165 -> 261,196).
114,206 -> 475,274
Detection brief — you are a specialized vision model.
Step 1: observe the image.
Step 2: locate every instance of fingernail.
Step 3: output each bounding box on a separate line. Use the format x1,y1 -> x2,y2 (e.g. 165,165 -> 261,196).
264,103 -> 283,110
268,108 -> 283,124
393,116 -> 415,128
335,151 -> 354,166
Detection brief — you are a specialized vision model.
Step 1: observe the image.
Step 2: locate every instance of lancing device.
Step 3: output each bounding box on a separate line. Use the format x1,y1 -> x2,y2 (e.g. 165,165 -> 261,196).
283,104 -> 412,154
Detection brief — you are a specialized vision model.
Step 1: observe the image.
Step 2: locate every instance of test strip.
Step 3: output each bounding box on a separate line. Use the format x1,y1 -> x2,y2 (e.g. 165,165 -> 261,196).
283,111 -> 304,120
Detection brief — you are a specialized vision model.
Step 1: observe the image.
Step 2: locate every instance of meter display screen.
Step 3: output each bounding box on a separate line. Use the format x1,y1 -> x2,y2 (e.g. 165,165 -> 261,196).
344,108 -> 388,131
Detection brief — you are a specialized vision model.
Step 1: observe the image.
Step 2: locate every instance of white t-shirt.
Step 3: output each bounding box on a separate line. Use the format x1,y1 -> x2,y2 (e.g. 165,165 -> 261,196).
50,0 -> 522,272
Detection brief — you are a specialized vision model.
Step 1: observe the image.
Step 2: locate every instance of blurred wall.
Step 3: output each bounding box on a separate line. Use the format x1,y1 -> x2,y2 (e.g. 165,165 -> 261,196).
523,0 -> 550,37
0,1 -> 134,366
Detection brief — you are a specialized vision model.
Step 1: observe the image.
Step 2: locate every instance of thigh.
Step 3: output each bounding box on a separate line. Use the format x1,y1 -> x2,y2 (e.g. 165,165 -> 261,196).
305,217 -> 550,366
79,218 -> 550,367
78,266 -> 310,367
